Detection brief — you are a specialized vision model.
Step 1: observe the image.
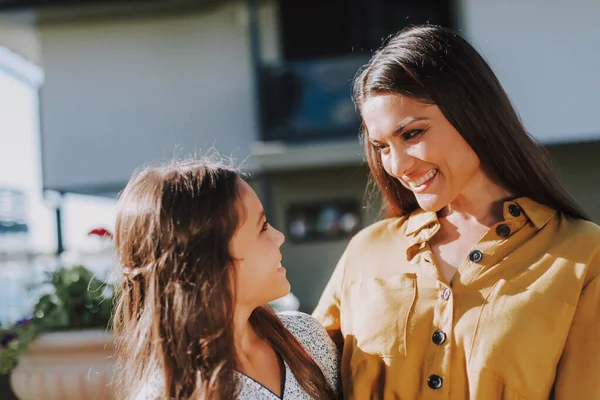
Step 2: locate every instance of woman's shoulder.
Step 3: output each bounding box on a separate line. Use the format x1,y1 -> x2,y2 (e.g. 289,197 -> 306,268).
554,216 -> 600,262
559,215 -> 600,238
557,216 -> 600,281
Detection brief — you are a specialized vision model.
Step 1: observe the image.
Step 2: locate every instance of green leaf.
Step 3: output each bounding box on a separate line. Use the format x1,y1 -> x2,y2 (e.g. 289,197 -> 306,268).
0,264 -> 115,373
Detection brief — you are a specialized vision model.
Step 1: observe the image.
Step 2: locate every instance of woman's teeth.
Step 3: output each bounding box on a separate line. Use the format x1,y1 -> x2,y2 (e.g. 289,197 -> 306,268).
408,169 -> 438,188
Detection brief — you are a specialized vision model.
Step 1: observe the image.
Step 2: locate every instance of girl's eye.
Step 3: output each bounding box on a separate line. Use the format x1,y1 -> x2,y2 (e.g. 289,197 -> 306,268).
261,220 -> 270,232
402,129 -> 423,141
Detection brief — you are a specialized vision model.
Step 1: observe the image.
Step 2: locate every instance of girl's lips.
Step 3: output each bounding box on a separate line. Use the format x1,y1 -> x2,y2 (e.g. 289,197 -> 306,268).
277,263 -> 286,273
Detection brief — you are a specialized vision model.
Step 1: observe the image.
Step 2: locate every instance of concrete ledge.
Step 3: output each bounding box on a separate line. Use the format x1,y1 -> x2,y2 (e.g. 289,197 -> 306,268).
250,139 -> 364,173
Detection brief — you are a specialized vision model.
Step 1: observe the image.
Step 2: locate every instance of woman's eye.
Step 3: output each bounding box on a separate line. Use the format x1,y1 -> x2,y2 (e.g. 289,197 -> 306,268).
402,129 -> 423,141
372,143 -> 389,152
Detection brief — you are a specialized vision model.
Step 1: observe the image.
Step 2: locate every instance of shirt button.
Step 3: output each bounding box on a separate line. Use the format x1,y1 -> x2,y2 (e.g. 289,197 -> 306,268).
469,249 -> 483,263
432,330 -> 447,345
496,224 -> 511,238
442,287 -> 451,300
508,204 -> 521,217
427,374 -> 443,389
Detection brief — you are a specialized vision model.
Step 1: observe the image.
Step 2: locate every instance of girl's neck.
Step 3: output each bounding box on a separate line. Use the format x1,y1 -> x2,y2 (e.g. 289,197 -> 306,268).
233,306 -> 262,355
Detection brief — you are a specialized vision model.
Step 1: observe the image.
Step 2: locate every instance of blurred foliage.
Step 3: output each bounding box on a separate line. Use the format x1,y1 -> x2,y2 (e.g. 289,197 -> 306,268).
0,265 -> 113,374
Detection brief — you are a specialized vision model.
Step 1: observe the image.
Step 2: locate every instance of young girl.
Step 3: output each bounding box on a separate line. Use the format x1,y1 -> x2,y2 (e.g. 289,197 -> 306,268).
112,158 -> 339,399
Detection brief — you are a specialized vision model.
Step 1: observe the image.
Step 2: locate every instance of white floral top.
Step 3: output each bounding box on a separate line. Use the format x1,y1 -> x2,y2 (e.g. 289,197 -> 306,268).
133,311 -> 340,399
236,311 -> 340,399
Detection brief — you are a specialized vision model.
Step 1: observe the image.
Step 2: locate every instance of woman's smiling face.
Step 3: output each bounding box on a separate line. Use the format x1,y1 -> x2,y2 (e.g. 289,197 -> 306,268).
362,93 -> 482,212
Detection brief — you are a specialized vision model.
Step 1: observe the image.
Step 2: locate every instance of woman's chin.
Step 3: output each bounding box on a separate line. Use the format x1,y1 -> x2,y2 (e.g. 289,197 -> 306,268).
415,193 -> 446,213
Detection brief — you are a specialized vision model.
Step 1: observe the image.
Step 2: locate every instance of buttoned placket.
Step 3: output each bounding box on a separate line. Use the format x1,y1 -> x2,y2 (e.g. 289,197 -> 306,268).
404,202 -> 535,396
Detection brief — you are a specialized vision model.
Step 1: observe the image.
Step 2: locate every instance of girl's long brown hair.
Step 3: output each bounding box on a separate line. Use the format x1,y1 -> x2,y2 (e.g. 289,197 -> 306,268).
113,158 -> 335,399
353,24 -> 590,221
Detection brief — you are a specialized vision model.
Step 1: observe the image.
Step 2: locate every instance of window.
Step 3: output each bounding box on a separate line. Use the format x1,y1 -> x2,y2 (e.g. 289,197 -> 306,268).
278,0 -> 454,61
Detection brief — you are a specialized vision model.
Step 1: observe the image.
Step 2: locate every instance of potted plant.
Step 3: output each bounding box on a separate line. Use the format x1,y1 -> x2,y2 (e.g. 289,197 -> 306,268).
0,229 -> 116,400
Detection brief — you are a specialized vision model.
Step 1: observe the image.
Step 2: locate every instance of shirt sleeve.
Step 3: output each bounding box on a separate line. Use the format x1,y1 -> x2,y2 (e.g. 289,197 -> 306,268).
552,267 -> 600,399
312,250 -> 347,349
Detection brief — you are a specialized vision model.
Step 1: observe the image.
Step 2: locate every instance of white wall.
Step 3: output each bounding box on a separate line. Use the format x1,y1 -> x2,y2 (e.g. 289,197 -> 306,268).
0,47 -> 55,253
0,13 -> 42,65
461,0 -> 600,144
38,1 -> 260,192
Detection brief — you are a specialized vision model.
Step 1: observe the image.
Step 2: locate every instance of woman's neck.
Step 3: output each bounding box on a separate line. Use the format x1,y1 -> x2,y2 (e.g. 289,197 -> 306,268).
440,173 -> 514,226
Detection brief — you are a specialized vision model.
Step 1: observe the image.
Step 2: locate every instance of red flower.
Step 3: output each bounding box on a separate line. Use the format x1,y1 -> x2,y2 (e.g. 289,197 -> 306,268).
88,228 -> 113,239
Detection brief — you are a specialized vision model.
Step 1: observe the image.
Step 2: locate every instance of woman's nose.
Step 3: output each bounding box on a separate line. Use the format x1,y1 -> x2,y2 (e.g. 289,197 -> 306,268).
388,146 -> 415,178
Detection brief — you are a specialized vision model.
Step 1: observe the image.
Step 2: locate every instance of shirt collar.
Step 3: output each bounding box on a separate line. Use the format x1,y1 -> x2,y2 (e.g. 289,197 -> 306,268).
404,197 -> 556,238
405,208 -> 439,236
513,197 -> 556,229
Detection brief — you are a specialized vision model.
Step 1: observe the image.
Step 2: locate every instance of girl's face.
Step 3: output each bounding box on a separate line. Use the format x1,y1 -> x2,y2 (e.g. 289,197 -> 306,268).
230,180 -> 289,309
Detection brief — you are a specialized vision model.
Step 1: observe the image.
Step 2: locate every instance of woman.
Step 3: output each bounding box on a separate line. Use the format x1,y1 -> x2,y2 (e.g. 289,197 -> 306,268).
313,25 -> 600,399
113,158 -> 339,399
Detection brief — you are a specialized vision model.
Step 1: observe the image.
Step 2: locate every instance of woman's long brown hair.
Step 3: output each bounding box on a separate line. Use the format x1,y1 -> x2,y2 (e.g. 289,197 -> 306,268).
113,158 -> 335,399
353,24 -> 591,221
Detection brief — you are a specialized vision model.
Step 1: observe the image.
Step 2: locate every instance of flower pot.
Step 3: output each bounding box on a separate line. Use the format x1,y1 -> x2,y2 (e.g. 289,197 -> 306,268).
9,329 -> 115,400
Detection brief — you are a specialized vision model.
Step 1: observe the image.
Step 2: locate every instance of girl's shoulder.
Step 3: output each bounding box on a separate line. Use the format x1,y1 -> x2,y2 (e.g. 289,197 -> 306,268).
278,311 -> 336,358
277,311 -> 327,340
277,311 -> 340,387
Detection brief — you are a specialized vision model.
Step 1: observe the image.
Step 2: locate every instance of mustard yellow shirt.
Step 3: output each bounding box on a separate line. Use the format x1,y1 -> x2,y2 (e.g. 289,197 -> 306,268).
313,198 -> 600,399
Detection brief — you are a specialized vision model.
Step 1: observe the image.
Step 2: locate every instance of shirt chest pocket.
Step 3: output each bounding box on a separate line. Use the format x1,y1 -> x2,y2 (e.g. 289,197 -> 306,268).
468,279 -> 575,397
348,273 -> 416,367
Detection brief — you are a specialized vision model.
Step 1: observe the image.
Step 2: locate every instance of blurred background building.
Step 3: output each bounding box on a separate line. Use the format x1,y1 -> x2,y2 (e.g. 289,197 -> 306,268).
0,0 -> 598,325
